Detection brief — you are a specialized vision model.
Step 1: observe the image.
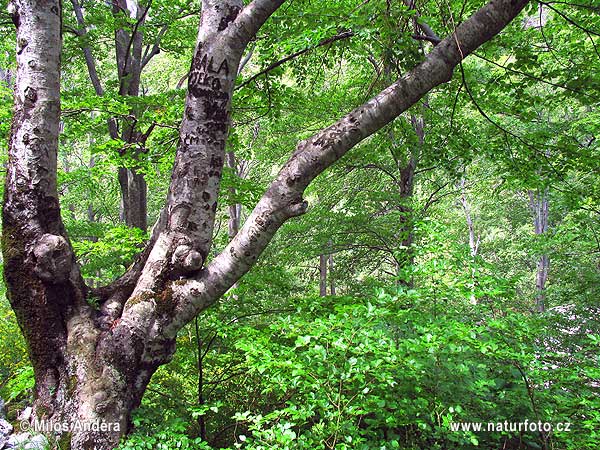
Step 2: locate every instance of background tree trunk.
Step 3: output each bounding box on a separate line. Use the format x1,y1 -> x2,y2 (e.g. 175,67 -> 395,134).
328,251 -> 336,296
319,254 -> 327,296
114,0 -> 148,231
460,179 -> 480,304
72,0 -> 151,231
529,188 -> 549,312
0,52 -> 13,87
227,151 -> 241,239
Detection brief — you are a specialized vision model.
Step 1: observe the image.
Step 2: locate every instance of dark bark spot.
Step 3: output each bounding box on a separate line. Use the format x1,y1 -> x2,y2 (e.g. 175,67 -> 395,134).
202,191 -> 210,202
17,37 -> 27,54
185,106 -> 194,120
209,155 -> 223,168
183,134 -> 200,146
9,3 -> 20,29
218,5 -> 241,31
192,54 -> 209,72
24,86 -> 37,103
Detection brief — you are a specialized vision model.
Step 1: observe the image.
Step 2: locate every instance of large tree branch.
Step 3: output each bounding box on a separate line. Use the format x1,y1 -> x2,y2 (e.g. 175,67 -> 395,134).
162,0 -> 530,337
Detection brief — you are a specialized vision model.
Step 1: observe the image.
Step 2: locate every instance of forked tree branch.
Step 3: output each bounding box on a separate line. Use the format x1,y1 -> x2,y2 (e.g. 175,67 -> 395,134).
162,0 -> 530,336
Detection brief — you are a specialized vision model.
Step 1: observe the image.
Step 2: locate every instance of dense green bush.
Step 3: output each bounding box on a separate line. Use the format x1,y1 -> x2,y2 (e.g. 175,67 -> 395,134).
121,290 -> 599,450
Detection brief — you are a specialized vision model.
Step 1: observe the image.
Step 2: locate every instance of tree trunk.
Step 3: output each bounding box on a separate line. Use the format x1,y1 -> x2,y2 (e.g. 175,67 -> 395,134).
114,0 -> 148,232
227,151 -> 241,239
3,0 -> 530,447
459,179 -> 480,304
119,167 -> 148,231
1,52 -> 13,86
2,1 -> 172,448
328,252 -> 336,296
528,188 -> 549,312
319,254 -> 327,296
395,114 -> 421,282
71,0 -> 150,231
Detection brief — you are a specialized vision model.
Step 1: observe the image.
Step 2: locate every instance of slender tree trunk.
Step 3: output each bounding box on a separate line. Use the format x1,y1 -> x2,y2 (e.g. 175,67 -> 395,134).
319,249 -> 335,296
226,151 -> 242,297
72,0 -> 149,231
328,252 -> 336,296
227,151 -> 241,239
195,318 -> 207,441
393,115 -> 420,285
319,254 -> 327,296
115,0 -> 148,232
528,189 -> 549,312
119,167 -> 148,231
459,179 -> 480,304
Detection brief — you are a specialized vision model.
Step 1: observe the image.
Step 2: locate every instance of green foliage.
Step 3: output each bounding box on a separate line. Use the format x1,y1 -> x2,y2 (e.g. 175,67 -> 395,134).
0,284 -> 28,402
119,416 -> 211,450
125,289 -> 599,450
68,223 -> 148,283
3,366 -> 34,403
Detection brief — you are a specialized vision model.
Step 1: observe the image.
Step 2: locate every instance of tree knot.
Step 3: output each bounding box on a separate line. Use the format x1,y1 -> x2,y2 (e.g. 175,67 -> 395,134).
171,245 -> 204,273
286,200 -> 309,218
33,234 -> 73,283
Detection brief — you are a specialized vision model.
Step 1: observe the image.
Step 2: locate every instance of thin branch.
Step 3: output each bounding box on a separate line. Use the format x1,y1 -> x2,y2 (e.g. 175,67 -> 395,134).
472,52 -> 596,100
345,163 -> 400,184
236,30 -> 354,90
540,1 -> 600,37
70,0 -> 105,96
237,42 -> 256,76
412,34 -> 442,44
141,23 -> 168,69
